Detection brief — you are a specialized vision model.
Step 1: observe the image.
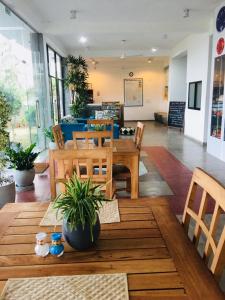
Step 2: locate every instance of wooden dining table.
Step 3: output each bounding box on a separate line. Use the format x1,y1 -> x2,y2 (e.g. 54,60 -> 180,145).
66,138 -> 140,199
0,197 -> 224,299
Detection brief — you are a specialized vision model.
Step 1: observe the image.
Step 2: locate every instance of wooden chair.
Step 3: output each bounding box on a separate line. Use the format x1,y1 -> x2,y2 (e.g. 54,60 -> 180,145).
73,130 -> 113,148
113,121 -> 145,193
182,167 -> 225,280
49,148 -> 113,200
134,121 -> 145,150
52,125 -> 64,149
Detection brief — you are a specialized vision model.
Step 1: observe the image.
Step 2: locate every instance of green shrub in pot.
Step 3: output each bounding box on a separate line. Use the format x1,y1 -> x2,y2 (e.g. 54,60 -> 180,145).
53,174 -> 110,250
6,143 -> 40,187
0,91 -> 15,207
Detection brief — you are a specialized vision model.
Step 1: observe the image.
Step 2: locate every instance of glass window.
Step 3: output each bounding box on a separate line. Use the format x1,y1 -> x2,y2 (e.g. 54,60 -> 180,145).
56,54 -> 62,79
188,81 -> 202,110
48,48 -> 56,77
0,2 -> 46,149
47,45 -> 64,124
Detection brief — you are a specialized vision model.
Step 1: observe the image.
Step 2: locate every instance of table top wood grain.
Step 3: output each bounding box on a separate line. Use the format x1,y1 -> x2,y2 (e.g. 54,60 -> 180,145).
0,198 -> 223,299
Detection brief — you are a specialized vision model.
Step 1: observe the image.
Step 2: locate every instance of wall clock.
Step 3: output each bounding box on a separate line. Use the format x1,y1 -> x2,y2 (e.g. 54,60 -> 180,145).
129,72 -> 134,77
217,37 -> 225,55
216,6 -> 225,32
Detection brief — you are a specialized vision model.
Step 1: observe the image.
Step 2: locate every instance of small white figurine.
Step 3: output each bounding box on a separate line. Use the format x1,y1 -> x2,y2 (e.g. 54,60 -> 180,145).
35,232 -> 49,257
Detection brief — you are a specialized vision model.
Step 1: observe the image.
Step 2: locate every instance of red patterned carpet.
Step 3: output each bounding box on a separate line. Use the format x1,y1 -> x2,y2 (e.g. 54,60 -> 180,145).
144,146 -> 215,214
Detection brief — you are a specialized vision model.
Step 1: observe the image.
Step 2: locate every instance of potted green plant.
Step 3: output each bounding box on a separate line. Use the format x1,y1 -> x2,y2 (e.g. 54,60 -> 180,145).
44,127 -> 57,150
0,92 -> 15,208
6,143 -> 40,188
90,124 -> 106,146
64,55 -> 89,118
53,174 -> 109,250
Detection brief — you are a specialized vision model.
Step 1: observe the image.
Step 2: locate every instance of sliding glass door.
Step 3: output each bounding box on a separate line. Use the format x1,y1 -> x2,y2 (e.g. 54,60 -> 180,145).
0,3 -> 45,150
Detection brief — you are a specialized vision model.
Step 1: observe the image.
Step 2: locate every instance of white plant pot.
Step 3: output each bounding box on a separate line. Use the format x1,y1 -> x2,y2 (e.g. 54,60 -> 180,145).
49,142 -> 57,150
14,168 -> 35,187
0,180 -> 15,208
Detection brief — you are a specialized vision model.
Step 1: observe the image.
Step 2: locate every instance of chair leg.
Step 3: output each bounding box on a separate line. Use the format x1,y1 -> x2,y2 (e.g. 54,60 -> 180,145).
126,178 -> 131,193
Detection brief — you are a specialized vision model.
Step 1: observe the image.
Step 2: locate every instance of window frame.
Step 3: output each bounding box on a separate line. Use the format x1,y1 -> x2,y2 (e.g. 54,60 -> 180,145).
46,45 -> 65,122
188,81 -> 202,111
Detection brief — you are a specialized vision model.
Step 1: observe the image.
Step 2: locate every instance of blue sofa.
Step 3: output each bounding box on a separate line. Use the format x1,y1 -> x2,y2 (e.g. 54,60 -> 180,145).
60,122 -> 120,142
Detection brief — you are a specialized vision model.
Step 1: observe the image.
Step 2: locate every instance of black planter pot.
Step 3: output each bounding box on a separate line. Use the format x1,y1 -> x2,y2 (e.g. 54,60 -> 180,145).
94,137 -> 105,147
63,216 -> 100,251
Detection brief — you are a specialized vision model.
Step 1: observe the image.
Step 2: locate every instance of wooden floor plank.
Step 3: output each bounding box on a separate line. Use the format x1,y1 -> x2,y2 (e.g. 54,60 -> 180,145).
0,237 -> 166,255
0,259 -> 177,280
0,248 -> 170,267
128,273 -> 184,290
1,202 -> 48,212
5,220 -> 158,235
120,214 -> 154,221
0,228 -> 162,244
0,212 -> 18,239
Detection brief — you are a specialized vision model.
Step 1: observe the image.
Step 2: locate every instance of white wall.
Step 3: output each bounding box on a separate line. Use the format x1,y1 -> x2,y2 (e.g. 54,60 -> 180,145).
169,56 -> 187,102
169,33 -> 212,143
88,60 -> 168,121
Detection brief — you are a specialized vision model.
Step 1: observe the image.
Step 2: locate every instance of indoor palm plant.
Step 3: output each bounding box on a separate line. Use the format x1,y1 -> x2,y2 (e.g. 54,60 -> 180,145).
6,143 -> 40,188
0,91 -> 15,207
64,55 -> 89,118
53,174 -> 109,250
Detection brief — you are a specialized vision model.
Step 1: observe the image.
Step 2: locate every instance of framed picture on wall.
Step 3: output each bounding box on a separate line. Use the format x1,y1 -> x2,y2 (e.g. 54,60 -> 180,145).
124,78 -> 143,107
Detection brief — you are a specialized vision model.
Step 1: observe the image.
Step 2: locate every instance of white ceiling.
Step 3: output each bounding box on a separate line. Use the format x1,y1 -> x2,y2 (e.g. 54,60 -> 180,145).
3,0 -> 224,57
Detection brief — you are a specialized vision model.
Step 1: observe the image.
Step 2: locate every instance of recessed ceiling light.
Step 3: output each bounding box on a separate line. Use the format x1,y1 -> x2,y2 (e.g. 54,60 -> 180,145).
79,36 -> 87,44
151,48 -> 157,53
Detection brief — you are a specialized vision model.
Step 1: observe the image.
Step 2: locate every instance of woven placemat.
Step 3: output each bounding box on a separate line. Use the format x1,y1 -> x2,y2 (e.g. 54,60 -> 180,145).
40,199 -> 120,226
1,273 -> 129,300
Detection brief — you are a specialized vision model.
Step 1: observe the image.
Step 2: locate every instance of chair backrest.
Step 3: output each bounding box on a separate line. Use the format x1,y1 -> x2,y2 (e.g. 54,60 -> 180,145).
134,122 -> 145,150
49,148 -> 113,199
73,130 -> 113,148
87,119 -> 114,132
182,167 -> 225,279
52,125 -> 64,149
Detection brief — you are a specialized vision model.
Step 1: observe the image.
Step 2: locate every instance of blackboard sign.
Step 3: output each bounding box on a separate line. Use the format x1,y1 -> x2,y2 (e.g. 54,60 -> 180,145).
168,101 -> 186,128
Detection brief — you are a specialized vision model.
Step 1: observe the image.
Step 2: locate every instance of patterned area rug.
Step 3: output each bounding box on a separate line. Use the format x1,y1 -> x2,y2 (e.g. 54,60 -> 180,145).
40,200 -> 120,226
1,273 -> 129,300
144,146 -> 216,214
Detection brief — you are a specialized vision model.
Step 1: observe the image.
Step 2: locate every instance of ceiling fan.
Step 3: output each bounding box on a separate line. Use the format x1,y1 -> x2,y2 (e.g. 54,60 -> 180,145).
120,40 -> 143,59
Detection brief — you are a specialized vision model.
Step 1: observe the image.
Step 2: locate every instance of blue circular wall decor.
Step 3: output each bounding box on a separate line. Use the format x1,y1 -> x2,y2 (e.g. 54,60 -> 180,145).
216,6 -> 225,32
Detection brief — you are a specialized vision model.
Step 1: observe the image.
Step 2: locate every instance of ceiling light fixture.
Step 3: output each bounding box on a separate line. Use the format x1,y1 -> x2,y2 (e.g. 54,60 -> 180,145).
151,48 -> 157,53
70,10 -> 77,19
183,8 -> 190,18
79,36 -> 87,44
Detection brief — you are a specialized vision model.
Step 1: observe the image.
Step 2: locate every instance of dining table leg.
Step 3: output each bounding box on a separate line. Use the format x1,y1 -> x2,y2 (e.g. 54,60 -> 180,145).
130,154 -> 139,199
